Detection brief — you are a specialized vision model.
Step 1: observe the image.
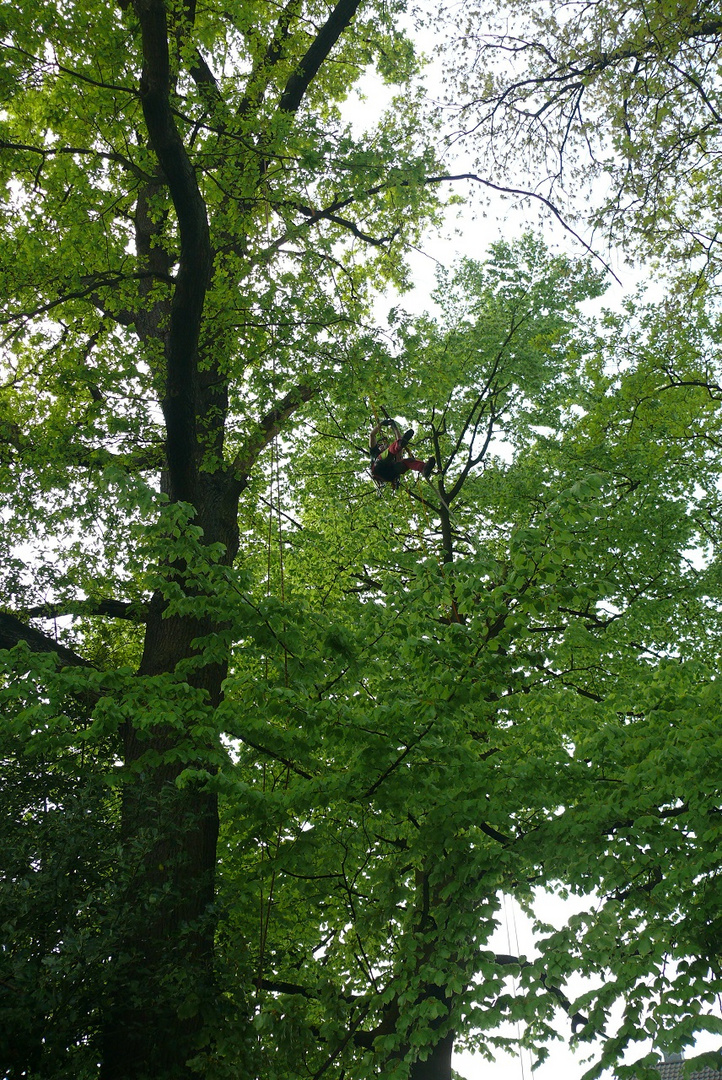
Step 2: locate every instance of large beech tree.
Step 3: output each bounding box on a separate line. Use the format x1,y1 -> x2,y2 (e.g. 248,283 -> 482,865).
0,0 -> 441,1076
220,242 -> 722,1080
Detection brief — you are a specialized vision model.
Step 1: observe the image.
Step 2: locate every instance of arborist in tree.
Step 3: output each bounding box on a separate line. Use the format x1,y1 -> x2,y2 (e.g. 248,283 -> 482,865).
369,418 -> 436,489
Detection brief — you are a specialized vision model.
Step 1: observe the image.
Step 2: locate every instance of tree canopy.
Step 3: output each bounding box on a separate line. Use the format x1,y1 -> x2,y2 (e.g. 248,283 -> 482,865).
2,1 -> 722,1080
434,0 -> 722,292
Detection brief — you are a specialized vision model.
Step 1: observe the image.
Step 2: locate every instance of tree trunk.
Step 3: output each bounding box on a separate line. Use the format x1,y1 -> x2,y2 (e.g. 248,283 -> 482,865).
96,0 -> 360,1067
409,1029 -> 455,1080
101,523 -> 238,1077
98,5 -> 226,1070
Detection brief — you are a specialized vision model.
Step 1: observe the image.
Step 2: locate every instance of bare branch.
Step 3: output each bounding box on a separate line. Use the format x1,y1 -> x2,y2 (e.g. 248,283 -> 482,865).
427,173 -> 621,284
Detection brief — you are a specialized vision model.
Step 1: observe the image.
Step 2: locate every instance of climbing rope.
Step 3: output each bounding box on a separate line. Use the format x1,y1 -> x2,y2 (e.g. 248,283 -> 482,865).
503,893 -> 528,1080
257,402 -> 290,992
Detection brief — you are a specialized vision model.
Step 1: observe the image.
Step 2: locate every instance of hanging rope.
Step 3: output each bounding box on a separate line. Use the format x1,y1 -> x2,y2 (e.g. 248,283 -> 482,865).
257,388 -> 290,992
503,893 -> 528,1080
274,425 -> 288,686
256,763 -> 290,993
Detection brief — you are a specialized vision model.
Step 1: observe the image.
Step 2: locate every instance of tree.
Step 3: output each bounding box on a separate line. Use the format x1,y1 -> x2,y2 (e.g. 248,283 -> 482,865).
511,294 -> 722,1079
0,658 -> 119,1079
212,236 -> 610,1080
210,240 -> 722,1079
0,0 -> 441,1075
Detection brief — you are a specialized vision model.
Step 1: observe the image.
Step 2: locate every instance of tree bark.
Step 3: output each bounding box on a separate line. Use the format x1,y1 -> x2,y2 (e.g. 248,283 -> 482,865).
409,1028 -> 454,1080
99,3 -> 224,1075
97,0 -> 364,1069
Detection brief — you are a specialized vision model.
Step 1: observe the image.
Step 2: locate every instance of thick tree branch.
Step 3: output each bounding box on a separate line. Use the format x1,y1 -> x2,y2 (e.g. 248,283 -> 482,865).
478,821 -> 512,845
297,202 -> 402,245
26,599 -> 149,623
279,0 -> 365,114
0,611 -> 90,668
363,722 -> 436,799
237,734 -> 315,779
134,0 -> 213,504
495,953 -> 588,1032
232,383 -> 318,479
188,49 -> 222,101
238,0 -> 304,116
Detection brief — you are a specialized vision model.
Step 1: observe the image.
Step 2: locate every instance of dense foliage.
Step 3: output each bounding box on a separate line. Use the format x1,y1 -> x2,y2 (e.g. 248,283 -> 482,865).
2,1 -> 722,1079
